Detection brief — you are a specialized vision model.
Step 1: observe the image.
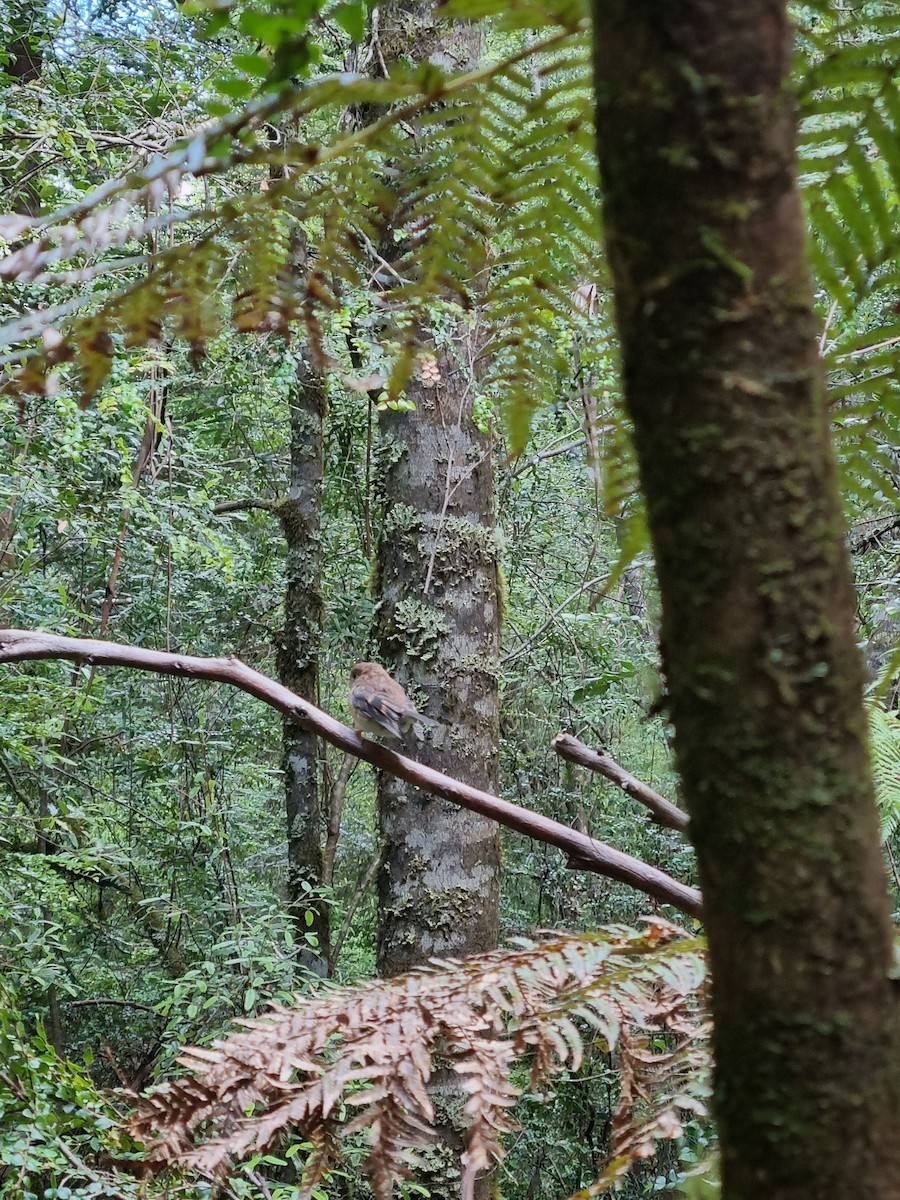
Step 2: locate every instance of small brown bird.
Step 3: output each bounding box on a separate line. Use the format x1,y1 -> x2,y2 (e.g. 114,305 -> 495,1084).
349,662 -> 439,740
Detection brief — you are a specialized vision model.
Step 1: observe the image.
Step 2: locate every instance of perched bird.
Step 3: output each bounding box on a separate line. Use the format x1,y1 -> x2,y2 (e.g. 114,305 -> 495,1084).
349,662 -> 439,740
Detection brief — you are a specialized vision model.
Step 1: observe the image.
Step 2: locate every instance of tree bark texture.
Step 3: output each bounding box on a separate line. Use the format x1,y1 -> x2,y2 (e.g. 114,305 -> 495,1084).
591,4 -> 900,1199
367,0 -> 499,981
363,0 -> 499,983
366,7 -> 500,1195
374,361 -> 502,1200
374,365 -> 501,976
276,354 -> 329,975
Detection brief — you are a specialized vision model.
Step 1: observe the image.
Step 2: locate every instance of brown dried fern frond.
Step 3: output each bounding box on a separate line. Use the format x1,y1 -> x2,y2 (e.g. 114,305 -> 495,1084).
132,918 -> 708,1199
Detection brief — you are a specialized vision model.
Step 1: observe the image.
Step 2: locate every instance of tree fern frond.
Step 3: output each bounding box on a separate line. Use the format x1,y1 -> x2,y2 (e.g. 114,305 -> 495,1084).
869,701 -> 900,842
796,15 -> 900,508
132,921 -> 708,1196
1,33 -> 598,434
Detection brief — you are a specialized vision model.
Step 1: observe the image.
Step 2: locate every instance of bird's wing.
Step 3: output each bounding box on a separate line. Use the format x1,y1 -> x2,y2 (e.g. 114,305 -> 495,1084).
410,709 -> 440,728
351,684 -> 406,735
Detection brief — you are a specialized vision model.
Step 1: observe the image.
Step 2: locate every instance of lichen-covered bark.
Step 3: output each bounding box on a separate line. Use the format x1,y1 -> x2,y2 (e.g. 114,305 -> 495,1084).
374,357 -> 501,1200
374,364 -> 501,978
590,4 -> 900,1198
277,356 -> 328,976
364,7 -> 500,1195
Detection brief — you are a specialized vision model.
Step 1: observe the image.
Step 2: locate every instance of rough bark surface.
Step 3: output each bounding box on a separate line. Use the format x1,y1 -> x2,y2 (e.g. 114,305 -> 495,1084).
277,354 -> 328,975
374,360 -> 501,1200
374,362 -> 501,977
364,8 -> 500,1195
365,0 -> 499,982
591,4 -> 900,1198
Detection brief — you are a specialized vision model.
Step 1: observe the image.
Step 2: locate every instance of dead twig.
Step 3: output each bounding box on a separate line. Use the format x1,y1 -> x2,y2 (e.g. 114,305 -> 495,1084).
552,733 -> 689,833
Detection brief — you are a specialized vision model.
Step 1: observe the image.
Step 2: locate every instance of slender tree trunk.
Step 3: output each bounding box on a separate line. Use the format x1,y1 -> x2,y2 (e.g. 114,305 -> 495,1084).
1,0 -> 45,215
591,4 -> 900,1199
277,349 -> 329,976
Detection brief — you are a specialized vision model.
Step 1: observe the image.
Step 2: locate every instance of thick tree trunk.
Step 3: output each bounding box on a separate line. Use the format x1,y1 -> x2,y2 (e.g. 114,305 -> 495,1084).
374,363 -> 501,977
591,4 -> 900,1199
365,5 -> 501,1194
374,355 -> 501,1200
277,354 -> 329,976
369,0 -> 498,974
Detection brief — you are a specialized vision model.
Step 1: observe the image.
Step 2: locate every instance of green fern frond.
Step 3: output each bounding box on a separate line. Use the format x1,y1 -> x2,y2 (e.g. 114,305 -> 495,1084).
3,6 -> 900,495
869,701 -> 900,842
797,22 -> 900,507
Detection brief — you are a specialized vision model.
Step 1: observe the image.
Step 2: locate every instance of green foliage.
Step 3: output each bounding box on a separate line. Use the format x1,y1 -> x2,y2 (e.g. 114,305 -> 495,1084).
0,0 -> 600,454
869,701 -> 900,842
0,993 -> 149,1199
796,3 -> 900,512
3,2 -> 900,1197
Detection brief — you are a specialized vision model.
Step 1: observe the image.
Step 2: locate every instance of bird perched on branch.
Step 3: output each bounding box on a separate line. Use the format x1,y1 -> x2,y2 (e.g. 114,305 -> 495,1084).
349,662 -> 440,740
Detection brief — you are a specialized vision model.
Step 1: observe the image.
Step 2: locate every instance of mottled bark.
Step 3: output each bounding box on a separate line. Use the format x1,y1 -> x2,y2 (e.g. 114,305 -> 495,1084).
374,359 -> 501,1200
591,4 -> 900,1199
364,6 -> 500,1195
277,353 -> 329,976
374,365 -> 501,976
365,0 -> 498,968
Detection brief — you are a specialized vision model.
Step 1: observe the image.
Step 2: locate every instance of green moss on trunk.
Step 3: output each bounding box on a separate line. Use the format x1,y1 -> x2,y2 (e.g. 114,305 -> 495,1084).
591,2 -> 900,1197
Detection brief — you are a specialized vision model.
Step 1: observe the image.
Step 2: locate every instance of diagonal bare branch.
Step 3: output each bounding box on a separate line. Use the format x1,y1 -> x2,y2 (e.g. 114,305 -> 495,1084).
0,628 -> 702,916
552,733 -> 690,833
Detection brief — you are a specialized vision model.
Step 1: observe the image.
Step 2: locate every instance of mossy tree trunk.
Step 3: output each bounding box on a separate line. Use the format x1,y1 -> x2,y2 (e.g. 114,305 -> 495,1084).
373,355 -> 502,1200
374,373 -> 501,982
366,4 -> 501,1194
590,3 -> 900,1198
366,0 -> 498,983
277,351 -> 329,976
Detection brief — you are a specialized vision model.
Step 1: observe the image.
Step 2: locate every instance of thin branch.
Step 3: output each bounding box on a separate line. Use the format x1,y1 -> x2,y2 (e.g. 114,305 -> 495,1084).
502,573 -> 609,665
0,752 -> 34,810
69,997 -> 159,1014
322,752 -> 355,888
0,629 -> 702,916
510,435 -> 586,479
212,498 -> 279,516
552,733 -> 689,833
53,1139 -> 135,1200
328,839 -> 385,974
849,513 -> 900,554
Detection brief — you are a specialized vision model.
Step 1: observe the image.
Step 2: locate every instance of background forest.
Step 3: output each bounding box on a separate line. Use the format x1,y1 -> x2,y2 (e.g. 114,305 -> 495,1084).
2,1 -> 900,1198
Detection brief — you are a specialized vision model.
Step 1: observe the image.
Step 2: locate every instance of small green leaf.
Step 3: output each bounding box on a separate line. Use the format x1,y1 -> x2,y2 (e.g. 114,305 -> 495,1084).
233,51 -> 271,77
216,74 -> 254,100
333,2 -> 365,41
